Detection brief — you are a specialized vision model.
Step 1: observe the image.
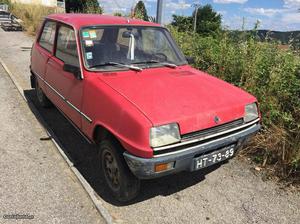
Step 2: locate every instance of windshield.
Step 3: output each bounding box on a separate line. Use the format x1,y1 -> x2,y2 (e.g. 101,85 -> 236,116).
80,26 -> 187,71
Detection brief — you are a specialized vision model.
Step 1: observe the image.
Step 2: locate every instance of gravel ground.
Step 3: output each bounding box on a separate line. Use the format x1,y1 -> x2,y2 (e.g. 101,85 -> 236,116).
0,64 -> 104,223
0,29 -> 299,224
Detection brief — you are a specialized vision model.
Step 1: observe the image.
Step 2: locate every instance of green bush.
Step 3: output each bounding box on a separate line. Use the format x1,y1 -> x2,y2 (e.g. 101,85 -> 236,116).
0,0 -> 10,5
170,26 -> 300,181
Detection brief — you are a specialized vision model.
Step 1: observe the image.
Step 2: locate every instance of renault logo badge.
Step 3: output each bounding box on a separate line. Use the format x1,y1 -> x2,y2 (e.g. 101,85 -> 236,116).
214,116 -> 220,124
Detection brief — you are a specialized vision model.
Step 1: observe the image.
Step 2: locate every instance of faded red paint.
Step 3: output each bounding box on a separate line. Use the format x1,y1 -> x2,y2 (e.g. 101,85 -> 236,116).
31,14 -> 259,159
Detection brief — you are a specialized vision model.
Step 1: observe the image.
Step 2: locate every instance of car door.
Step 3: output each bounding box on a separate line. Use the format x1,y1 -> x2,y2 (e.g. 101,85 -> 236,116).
45,24 -> 83,129
31,20 -> 56,91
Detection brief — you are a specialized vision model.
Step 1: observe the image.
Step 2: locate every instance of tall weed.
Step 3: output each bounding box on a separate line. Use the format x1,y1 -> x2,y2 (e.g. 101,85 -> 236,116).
171,27 -> 300,182
9,3 -> 55,34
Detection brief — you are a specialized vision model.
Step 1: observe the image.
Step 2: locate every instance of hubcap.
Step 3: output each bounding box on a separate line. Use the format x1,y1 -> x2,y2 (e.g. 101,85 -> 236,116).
102,150 -> 120,191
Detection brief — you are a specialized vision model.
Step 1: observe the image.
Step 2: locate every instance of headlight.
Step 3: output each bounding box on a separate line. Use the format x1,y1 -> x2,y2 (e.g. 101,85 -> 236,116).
150,123 -> 181,148
244,103 -> 259,123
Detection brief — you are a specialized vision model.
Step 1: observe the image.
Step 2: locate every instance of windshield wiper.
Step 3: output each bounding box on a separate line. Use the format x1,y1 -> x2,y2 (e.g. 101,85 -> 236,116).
89,62 -> 143,72
134,60 -> 177,68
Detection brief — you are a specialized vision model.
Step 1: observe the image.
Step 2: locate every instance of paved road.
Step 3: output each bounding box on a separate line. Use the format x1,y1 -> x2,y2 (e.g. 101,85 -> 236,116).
0,65 -> 104,223
0,29 -> 299,224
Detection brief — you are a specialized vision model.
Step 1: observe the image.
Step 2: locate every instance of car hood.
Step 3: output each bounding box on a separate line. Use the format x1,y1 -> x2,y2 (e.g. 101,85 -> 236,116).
98,65 -> 256,134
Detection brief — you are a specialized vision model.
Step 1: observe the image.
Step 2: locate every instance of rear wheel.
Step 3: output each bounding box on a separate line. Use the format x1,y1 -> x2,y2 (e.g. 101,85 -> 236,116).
99,140 -> 140,202
35,78 -> 52,108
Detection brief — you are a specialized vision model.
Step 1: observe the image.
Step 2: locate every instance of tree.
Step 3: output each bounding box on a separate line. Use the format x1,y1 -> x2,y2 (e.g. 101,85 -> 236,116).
84,0 -> 103,14
114,12 -> 123,17
133,1 -> 148,21
65,0 -> 84,12
171,15 -> 193,32
171,4 -> 221,36
0,0 -> 9,4
65,0 -> 103,14
193,5 -> 221,35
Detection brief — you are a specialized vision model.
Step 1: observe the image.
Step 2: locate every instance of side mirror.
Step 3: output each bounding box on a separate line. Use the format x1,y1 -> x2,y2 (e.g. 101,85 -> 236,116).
63,63 -> 81,79
186,56 -> 195,64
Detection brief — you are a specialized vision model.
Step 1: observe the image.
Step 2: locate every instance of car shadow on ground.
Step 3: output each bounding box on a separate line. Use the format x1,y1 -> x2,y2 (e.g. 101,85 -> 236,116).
24,89 -> 224,206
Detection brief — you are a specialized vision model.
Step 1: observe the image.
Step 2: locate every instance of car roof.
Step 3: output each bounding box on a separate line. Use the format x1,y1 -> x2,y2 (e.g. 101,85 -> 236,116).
46,14 -> 161,29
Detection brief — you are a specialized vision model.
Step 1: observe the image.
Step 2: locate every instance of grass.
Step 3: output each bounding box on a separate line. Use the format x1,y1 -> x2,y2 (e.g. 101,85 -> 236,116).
9,3 -> 56,35
170,27 -> 300,184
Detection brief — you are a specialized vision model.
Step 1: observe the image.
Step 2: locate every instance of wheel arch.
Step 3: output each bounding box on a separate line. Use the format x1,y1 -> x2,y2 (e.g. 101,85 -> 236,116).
30,70 -> 36,88
92,124 -> 121,144
93,124 -> 111,143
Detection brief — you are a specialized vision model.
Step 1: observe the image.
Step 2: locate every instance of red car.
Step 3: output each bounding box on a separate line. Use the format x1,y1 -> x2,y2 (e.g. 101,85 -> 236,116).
30,14 -> 261,201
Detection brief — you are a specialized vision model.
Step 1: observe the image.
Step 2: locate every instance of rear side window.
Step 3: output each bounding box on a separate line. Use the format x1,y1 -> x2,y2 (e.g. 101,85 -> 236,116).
39,21 -> 56,52
55,25 -> 79,67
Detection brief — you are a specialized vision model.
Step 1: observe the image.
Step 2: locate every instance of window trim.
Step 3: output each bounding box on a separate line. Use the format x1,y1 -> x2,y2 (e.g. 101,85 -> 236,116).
38,20 -> 57,54
78,25 -> 188,73
39,18 -> 84,79
54,23 -> 80,68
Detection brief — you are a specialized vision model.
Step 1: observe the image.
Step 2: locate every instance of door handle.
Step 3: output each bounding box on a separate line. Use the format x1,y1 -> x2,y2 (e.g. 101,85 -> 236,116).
47,60 -> 55,66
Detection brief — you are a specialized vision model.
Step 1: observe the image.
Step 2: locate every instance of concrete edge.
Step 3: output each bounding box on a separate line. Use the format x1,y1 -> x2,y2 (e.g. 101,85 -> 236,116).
0,58 -> 114,224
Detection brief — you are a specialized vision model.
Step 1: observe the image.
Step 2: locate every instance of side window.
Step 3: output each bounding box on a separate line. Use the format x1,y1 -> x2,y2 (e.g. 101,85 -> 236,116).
39,21 -> 56,52
55,25 -> 79,67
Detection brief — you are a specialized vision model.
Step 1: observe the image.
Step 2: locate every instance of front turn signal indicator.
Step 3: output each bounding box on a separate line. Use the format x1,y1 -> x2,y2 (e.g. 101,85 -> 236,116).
154,162 -> 175,173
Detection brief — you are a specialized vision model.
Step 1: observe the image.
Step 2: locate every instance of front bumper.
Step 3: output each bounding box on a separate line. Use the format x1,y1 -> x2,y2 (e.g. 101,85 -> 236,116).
124,122 -> 261,179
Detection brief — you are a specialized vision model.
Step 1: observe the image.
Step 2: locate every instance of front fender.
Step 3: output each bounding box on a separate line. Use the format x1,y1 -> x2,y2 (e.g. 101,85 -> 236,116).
82,75 -> 154,158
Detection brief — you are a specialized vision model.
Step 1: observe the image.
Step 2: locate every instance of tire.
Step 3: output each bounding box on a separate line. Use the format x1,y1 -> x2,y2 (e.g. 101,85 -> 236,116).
99,139 -> 140,202
35,78 -> 52,108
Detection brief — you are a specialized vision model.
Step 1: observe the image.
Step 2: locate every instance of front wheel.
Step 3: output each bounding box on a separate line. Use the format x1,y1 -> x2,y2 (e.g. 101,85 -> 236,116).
99,140 -> 140,202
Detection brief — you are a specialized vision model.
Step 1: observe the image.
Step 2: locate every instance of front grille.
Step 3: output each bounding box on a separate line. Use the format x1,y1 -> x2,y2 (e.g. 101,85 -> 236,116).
181,118 -> 244,142
153,118 -> 254,157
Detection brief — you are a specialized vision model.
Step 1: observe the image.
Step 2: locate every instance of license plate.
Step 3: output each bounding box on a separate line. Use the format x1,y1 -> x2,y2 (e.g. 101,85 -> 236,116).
194,145 -> 235,170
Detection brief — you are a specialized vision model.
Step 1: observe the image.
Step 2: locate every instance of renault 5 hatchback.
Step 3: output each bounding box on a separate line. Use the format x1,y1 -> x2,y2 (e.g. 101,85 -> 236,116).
30,14 -> 261,202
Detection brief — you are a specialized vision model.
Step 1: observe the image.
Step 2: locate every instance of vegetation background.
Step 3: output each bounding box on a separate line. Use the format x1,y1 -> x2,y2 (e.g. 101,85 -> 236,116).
169,5 -> 300,184
0,0 -> 299,184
